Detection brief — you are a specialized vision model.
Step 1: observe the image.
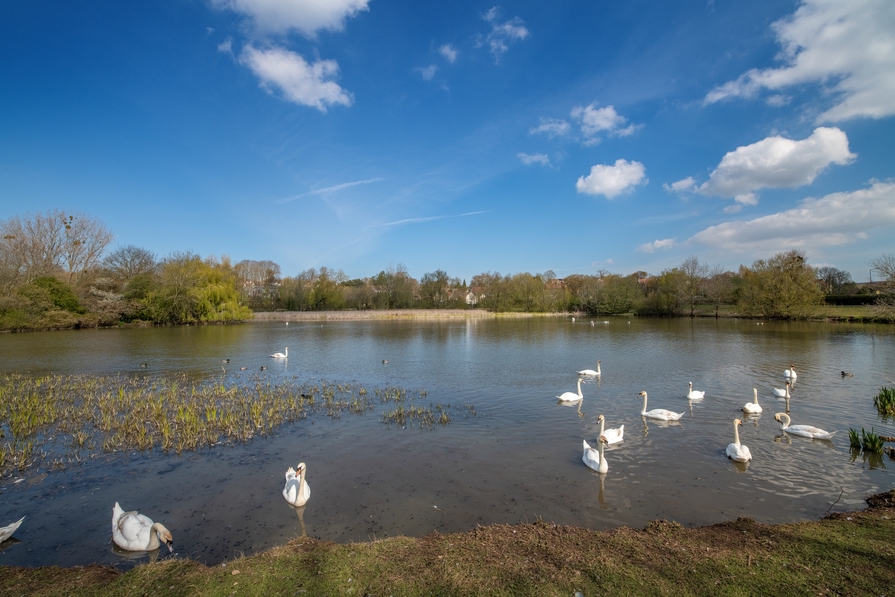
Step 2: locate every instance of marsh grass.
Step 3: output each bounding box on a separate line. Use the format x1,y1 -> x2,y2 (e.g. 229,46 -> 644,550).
873,386 -> 895,417
0,373 -> 475,477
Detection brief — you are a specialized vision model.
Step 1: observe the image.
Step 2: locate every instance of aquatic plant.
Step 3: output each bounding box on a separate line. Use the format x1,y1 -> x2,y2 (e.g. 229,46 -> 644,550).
873,387 -> 895,416
849,427 -> 885,453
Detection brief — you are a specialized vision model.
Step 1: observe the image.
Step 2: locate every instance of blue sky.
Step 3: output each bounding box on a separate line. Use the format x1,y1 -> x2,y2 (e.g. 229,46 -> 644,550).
2,0 -> 894,283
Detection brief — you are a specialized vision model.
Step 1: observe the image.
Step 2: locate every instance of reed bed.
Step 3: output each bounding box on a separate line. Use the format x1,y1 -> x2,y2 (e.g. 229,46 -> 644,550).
0,373 -> 474,478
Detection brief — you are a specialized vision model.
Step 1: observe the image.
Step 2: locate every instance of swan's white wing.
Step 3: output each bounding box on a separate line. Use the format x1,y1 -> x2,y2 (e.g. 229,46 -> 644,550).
577,369 -> 598,376
582,440 -> 601,471
557,392 -> 582,402
114,510 -> 154,550
602,425 -> 624,444
743,403 -> 762,414
644,409 -> 684,421
0,517 -> 24,543
726,443 -> 752,462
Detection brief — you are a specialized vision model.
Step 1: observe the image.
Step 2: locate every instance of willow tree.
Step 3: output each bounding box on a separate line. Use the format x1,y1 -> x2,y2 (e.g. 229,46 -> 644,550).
737,250 -> 823,319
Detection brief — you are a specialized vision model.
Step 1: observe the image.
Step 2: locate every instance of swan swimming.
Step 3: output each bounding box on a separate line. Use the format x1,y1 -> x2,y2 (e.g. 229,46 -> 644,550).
0,517 -> 24,543
725,418 -> 752,462
639,391 -> 685,421
774,413 -> 836,440
582,438 -> 608,473
578,360 -> 602,377
271,347 -> 288,359
597,413 -> 624,444
686,381 -> 705,400
773,381 -> 791,398
111,503 -> 173,552
557,378 -> 584,402
784,364 -> 798,380
743,388 -> 762,414
283,462 -> 311,507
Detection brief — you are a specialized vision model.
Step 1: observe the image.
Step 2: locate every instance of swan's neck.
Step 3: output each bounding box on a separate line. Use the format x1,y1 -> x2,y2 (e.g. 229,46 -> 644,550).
641,393 -> 648,414
779,414 -> 790,428
733,421 -> 741,446
753,389 -> 759,405
785,385 -> 790,398
596,362 -> 601,374
599,417 -> 605,436
577,378 -> 583,397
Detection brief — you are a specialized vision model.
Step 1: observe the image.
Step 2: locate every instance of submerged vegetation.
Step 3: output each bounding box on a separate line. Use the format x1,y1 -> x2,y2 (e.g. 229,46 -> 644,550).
0,373 -> 473,478
3,491 -> 895,596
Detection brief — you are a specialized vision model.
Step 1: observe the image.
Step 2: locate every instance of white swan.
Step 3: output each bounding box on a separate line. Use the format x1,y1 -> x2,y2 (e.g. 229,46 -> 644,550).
0,517 -> 24,543
743,388 -> 762,414
687,381 -> 705,400
112,503 -> 173,552
784,364 -> 798,380
578,360 -> 602,377
774,413 -> 836,440
773,381 -> 791,398
271,347 -> 288,359
582,438 -> 608,473
283,462 -> 311,507
725,418 -> 752,462
597,413 -> 624,444
639,391 -> 685,421
557,378 -> 584,402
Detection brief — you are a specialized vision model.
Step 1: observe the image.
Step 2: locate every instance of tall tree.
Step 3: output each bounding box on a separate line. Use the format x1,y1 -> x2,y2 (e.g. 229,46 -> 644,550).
680,255 -> 709,317
737,250 -> 823,319
103,245 -> 157,283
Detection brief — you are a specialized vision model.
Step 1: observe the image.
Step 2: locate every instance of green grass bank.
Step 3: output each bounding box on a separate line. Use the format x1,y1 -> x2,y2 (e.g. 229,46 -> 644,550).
2,490 -> 894,597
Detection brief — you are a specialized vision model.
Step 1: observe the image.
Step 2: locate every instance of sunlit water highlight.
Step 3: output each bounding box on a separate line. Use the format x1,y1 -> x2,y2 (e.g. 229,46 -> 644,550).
1,317 -> 893,568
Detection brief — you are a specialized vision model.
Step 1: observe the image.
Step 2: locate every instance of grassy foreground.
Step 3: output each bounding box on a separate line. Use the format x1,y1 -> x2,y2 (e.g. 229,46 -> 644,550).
2,491 -> 894,597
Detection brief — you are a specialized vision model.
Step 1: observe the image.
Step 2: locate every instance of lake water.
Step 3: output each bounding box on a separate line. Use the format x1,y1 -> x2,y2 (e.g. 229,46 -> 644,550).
1,317 -> 894,568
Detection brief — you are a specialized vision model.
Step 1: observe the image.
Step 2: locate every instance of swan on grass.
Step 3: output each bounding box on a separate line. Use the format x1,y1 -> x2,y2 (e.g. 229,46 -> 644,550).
639,391 -> 685,421
582,438 -> 608,473
283,462 -> 311,507
112,503 -> 173,552
774,413 -> 836,440
784,364 -> 798,380
597,414 -> 624,444
271,347 -> 288,359
578,360 -> 602,377
726,418 -> 752,463
0,517 -> 24,543
687,382 -> 705,400
743,388 -> 762,415
773,381 -> 791,398
557,378 -> 584,403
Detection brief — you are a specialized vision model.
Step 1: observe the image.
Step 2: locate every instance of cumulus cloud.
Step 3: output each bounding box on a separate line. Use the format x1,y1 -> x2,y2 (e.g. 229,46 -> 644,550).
663,177 -> 696,193
704,0 -> 895,122
211,0 -> 370,37
576,159 -> 648,199
480,6 -> 529,61
239,45 -> 352,111
637,238 -> 676,253
529,117 -> 570,138
698,127 -> 855,198
689,181 -> 895,253
439,44 -> 458,63
571,103 -> 641,144
518,153 -> 550,166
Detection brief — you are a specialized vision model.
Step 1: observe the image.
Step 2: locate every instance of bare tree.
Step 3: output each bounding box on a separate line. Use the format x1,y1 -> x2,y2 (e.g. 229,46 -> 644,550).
0,210 -> 113,290
815,266 -> 853,295
103,245 -> 157,282
680,255 -> 709,317
870,254 -> 895,321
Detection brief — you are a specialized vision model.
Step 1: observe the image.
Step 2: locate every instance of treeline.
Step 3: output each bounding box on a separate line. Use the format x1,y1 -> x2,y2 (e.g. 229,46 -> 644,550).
1,210 -> 893,331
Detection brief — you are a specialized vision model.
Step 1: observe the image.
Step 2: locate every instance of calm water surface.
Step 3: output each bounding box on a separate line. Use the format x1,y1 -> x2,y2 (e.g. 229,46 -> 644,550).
1,317 -> 894,568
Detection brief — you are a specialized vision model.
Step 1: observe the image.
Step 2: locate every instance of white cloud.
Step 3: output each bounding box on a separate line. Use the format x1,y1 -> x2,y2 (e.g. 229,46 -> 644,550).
211,0 -> 370,37
529,118 -> 570,138
481,6 -> 529,61
704,0 -> 895,122
239,45 -> 352,111
418,64 -> 437,81
518,153 -> 550,166
576,159 -> 648,199
217,38 -> 233,55
637,238 -> 677,253
664,177 -> 696,193
689,181 -> 895,253
278,178 -> 384,203
570,103 -> 641,143
696,127 -> 855,198
439,44 -> 458,63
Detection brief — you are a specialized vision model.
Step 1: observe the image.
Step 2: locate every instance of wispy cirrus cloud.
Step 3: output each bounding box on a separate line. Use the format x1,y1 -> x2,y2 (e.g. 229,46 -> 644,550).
479,6 -> 529,62
704,0 -> 895,123
278,178 -> 384,204
518,153 -> 550,166
371,210 -> 491,228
